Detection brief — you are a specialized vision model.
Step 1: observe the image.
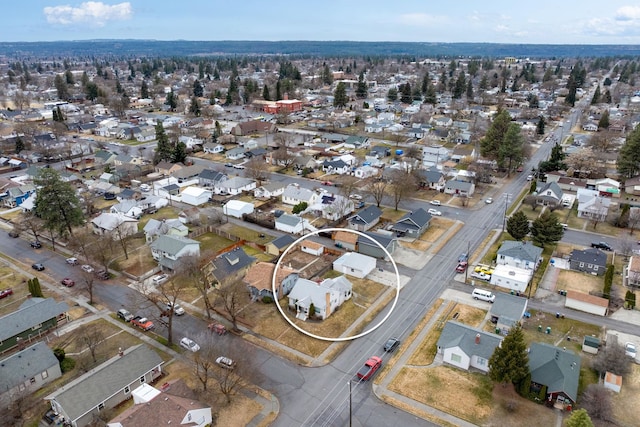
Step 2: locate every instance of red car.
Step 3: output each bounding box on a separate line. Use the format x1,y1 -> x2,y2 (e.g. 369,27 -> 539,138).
0,288 -> 14,299
357,356 -> 382,381
455,262 -> 468,273
61,278 -> 75,287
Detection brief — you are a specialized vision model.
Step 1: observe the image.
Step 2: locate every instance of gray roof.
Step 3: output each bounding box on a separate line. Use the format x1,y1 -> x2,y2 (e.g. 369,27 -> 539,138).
198,169 -> 226,182
282,185 -> 316,202
498,241 -> 543,263
437,321 -> 503,360
0,298 -> 69,342
143,218 -> 187,235
149,234 -> 199,256
220,176 -> 254,189
393,208 -> 431,232
0,342 -> 60,391
569,248 -> 607,266
418,167 -> 443,183
269,234 -> 296,249
46,345 -> 163,422
357,231 -> 396,249
211,247 -> 256,279
445,180 -> 473,191
528,342 -> 581,402
536,181 -> 563,199
490,293 -> 528,327
276,213 -> 303,227
348,205 -> 382,226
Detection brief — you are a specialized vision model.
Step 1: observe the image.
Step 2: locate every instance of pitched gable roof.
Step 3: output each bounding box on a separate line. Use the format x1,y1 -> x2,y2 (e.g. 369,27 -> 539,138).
490,293 -> 528,328
0,298 -> 69,342
394,208 -> 431,229
498,241 -> 543,263
569,248 -> 607,266
348,205 -> 382,226
149,235 -> 199,256
269,234 -> 296,250
210,247 -> 256,279
528,342 -> 581,402
244,262 -> 297,292
436,321 -> 503,360
0,342 -> 59,391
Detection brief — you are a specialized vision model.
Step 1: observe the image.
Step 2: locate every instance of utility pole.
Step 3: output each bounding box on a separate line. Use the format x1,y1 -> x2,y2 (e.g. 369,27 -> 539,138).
464,240 -> 470,283
349,380 -> 352,427
502,193 -> 511,232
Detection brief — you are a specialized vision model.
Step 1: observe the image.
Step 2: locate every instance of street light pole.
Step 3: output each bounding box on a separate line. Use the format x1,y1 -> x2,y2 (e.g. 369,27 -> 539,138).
502,194 -> 511,232
349,380 -> 352,427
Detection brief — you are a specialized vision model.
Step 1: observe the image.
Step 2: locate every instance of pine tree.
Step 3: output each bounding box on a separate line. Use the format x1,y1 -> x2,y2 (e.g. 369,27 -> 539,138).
141,80 -> 149,98
591,85 -> 601,104
189,96 -> 201,116
488,323 -> 529,387
530,210 -> 564,247
387,87 -> 398,102
193,79 -> 203,97
30,277 -> 44,298
536,116 -> 546,135
15,136 -> 24,154
507,211 -> 530,240
400,82 -> 412,104
565,409 -> 594,427
356,71 -> 368,98
262,85 -> 271,101
153,122 -> 173,164
166,90 -> 177,111
333,82 -> 347,108
618,125 -> 640,178
275,80 -> 281,101
172,141 -> 187,164
598,110 -> 610,129
480,109 -> 512,162
34,168 -> 85,238
424,83 -> 437,104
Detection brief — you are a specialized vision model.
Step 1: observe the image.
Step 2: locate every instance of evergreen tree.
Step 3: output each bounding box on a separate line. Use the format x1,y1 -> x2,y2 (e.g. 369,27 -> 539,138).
333,82 -> 347,108
507,211 -> 530,240
356,71 -> 368,98
480,109 -> 512,164
141,80 -> 149,98
54,74 -> 69,100
166,90 -> 177,111
424,83 -> 437,104
193,79 -> 203,97
153,122 -> 173,164
466,80 -> 474,99
15,136 -> 24,154
387,87 -> 398,102
565,409 -> 594,427
189,96 -> 201,116
603,89 -> 612,103
172,141 -> 187,164
618,125 -> 640,178
598,110 -> 610,129
275,80 -> 281,101
84,82 -> 99,101
399,82 -> 412,104
322,64 -> 333,85
536,116 -> 546,135
591,85 -> 601,104
262,85 -> 271,101
499,123 -> 525,172
453,72 -> 466,98
488,323 -> 529,387
64,69 -> 74,84
28,277 -> 44,298
539,143 -> 567,173
34,168 -> 85,238
530,210 -> 564,247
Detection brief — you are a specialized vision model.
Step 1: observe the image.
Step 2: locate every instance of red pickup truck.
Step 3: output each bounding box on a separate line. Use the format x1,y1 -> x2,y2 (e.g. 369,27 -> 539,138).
357,356 -> 382,381
131,316 -> 155,331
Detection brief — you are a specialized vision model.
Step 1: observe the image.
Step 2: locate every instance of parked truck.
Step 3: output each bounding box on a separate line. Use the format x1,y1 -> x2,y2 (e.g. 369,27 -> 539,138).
131,316 -> 155,331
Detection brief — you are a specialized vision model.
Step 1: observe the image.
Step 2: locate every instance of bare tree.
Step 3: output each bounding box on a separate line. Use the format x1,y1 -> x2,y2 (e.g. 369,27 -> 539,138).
175,253 -> 215,319
17,211 -> 43,241
213,343 -> 252,404
581,384 -> 615,423
388,169 -> 417,210
592,342 -> 631,377
80,327 -> 105,363
271,134 -> 294,169
565,147 -> 598,178
12,90 -> 30,110
193,333 -> 218,392
628,207 -> 640,235
214,277 -> 245,333
244,157 -> 270,186
80,270 -> 96,305
363,177 -> 387,207
588,130 -> 616,153
88,232 -> 117,273
113,221 -> 132,260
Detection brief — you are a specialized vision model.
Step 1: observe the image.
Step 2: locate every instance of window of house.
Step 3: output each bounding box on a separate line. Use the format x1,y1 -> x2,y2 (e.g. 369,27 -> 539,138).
19,383 -> 26,391
579,262 -> 584,268
98,402 -> 105,411
31,323 -> 42,331
41,370 -> 48,380
587,264 -> 593,269
30,377 -> 36,384
450,354 -> 462,363
477,357 -> 486,366
140,376 -> 146,384
593,266 -> 598,271
124,385 -> 130,394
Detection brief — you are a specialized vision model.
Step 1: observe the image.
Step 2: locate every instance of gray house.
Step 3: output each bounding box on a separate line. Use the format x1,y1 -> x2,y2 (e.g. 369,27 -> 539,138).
489,293 -> 528,334
347,205 -> 383,232
45,345 -> 164,427
0,342 -> 62,408
569,248 -> 607,276
357,231 -> 398,260
391,208 -> 431,238
198,169 -> 227,188
535,182 -> 564,207
205,247 -> 256,286
497,241 -> 543,271
528,342 -> 581,406
436,321 -> 503,373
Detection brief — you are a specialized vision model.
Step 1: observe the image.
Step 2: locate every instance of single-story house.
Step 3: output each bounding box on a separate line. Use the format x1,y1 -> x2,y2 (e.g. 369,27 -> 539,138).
444,179 -> 475,196
0,342 -> 62,408
254,182 -> 286,199
275,214 -> 306,234
489,293 -> 528,334
564,290 -> 608,316
357,231 -> 398,261
288,276 -> 352,321
90,213 -> 139,240
225,147 -> 246,160
528,342 -> 581,406
436,321 -> 503,373
496,241 -> 543,271
214,176 -> 256,195
265,234 -> 296,256
223,200 -> 254,219
109,200 -> 143,219
568,248 -> 607,276
205,247 -> 256,286
534,182 -> 564,207
353,165 -> 379,179
203,142 -> 225,154
577,193 -> 611,221
322,159 -> 350,175
178,206 -> 200,224
198,169 -> 227,188
490,265 -> 532,293
333,252 -> 376,279
181,186 -> 212,206
149,235 -> 201,271
282,184 -> 319,206
45,345 -> 164,427
244,262 -> 298,300
333,230 -> 358,251
300,240 -> 324,256
391,208 -> 431,238
416,167 -> 446,190
347,205 -> 382,232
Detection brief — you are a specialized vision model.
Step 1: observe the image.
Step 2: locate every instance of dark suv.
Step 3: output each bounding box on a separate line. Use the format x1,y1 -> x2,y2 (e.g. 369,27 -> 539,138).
30,240 -> 42,249
383,337 -> 401,352
591,242 -> 612,251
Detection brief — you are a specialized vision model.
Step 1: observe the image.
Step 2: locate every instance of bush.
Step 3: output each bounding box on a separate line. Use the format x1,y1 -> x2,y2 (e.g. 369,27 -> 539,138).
53,348 -> 65,363
261,296 -> 273,304
603,265 -> 614,299
625,290 -> 636,309
60,357 -> 76,373
292,201 -> 308,214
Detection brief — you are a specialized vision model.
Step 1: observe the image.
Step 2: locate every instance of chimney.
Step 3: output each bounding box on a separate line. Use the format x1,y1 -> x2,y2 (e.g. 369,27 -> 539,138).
475,333 -> 481,344
118,347 -> 124,357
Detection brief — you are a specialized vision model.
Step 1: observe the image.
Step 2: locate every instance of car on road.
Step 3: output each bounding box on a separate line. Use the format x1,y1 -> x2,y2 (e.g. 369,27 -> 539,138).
527,175 -> 534,181
458,253 -> 469,263
224,162 -> 234,168
625,342 -> 637,359
485,197 -> 493,204
233,164 -> 245,169
95,270 -> 110,280
81,264 -> 94,273
60,278 -> 75,287
8,230 -> 19,238
32,263 -> 45,271
591,242 -> 612,251
357,356 -> 382,380
180,337 -> 200,352
66,257 -> 79,265
455,262 -> 468,273
139,183 -> 151,192
321,181 -> 333,186
383,337 -> 401,353
349,194 -> 363,201
429,200 -> 441,206
30,241 -> 42,249
117,308 -> 134,322
0,288 -> 14,299
216,356 -> 236,369
152,274 -> 169,286
427,208 -> 442,216
165,302 -> 185,316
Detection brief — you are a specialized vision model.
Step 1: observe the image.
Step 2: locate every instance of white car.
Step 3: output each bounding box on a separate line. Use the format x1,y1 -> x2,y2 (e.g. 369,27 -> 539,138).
625,342 -> 637,359
485,198 -> 493,204
180,337 -> 200,352
165,302 -> 185,316
427,208 -> 442,216
430,200 -> 441,206
81,264 -> 94,273
152,274 -> 169,286
66,257 -> 79,265
216,356 -> 236,369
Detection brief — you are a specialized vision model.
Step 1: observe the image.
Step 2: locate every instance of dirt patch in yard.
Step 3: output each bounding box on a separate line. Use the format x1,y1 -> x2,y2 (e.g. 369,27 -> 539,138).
556,270 -> 603,295
119,245 -> 156,277
612,363 -> 640,426
484,383 -> 558,427
400,217 -> 456,252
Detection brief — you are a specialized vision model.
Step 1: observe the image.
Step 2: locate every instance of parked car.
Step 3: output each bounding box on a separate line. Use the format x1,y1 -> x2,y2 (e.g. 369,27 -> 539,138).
430,200 -> 441,206
60,278 -> 75,287
139,184 -> 151,192
485,197 -> 493,204
32,263 -> 45,271
0,288 -> 14,299
117,308 -> 134,322
180,337 -> 200,352
591,242 -> 612,251
30,241 -> 42,249
165,302 -> 185,316
8,230 -> 19,238
383,337 -> 401,353
66,257 -> 79,265
321,181 -> 333,186
95,270 -> 110,280
625,342 -> 637,359
233,164 -> 245,169
104,192 -> 116,200
216,356 -> 236,369
81,264 -> 94,273
455,262 -> 468,273
526,175 -> 533,181
427,208 -> 442,216
152,274 -> 169,286
145,206 -> 158,214
224,162 -> 234,168
357,356 -> 382,380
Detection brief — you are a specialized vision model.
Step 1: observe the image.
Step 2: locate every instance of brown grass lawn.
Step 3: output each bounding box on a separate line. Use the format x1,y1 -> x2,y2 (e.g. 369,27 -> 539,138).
220,223 -> 275,242
612,363 -> 640,426
520,309 -> 602,353
118,244 -> 156,276
484,383 -> 558,427
0,209 -> 21,221
556,270 -> 603,294
401,217 -> 456,251
480,232 -> 515,265
516,204 -> 542,221
197,232 -> 234,253
380,207 -> 409,222
137,206 -> 182,230
243,245 -> 275,262
389,366 -> 494,425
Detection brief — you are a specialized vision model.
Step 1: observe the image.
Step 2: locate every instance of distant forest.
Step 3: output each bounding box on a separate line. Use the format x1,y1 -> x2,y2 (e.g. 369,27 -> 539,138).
2,40 -> 640,59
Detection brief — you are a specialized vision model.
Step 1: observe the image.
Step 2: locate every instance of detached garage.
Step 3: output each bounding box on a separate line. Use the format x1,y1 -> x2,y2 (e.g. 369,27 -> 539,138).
565,290 -> 608,316
223,200 -> 254,219
333,252 -> 376,278
181,186 -> 212,206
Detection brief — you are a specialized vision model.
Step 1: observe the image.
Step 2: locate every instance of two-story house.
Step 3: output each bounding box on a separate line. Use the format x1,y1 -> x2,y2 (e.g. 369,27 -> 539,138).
149,235 -> 200,271
288,276 -> 352,321
91,212 -> 139,239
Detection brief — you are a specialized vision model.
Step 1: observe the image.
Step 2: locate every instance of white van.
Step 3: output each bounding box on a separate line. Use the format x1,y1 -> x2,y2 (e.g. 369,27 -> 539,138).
472,289 -> 496,303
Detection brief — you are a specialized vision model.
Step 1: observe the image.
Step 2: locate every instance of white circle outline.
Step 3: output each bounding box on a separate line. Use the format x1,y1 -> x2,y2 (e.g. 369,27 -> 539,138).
272,227 -> 400,342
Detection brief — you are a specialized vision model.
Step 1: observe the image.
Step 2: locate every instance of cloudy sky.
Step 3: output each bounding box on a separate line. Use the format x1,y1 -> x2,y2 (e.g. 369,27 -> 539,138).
3,1 -> 640,44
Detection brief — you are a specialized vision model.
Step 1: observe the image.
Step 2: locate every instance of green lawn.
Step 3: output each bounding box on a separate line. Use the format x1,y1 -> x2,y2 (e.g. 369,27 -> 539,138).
197,232 -> 234,253
226,224 -> 274,242
137,206 -> 182,231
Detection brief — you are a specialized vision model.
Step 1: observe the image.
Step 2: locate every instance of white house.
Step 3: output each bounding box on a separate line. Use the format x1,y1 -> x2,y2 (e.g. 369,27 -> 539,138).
577,189 -> 611,220
203,142 -> 225,154
333,252 -> 376,278
354,165 -> 379,179
214,177 -> 256,195
300,240 -> 324,256
149,235 -> 201,271
436,321 -> 503,373
181,186 -> 212,206
282,184 -> 319,206
287,276 -> 352,320
110,200 -> 143,219
223,200 -> 254,218
496,241 -> 543,271
254,182 -> 286,199
91,213 -> 139,239
275,214 -> 305,234
490,265 -> 532,293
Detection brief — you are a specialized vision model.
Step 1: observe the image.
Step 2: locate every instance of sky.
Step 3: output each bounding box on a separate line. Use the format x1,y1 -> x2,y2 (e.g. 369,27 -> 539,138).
3,1 -> 640,44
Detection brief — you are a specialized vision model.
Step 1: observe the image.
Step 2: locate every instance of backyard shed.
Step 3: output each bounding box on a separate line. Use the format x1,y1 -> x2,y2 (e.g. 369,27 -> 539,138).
223,200 -> 255,219
582,335 -> 600,354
